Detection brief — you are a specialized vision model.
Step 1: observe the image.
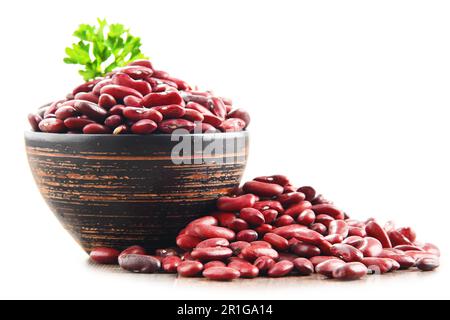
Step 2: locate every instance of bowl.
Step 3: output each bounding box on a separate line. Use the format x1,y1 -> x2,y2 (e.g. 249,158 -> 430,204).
25,131 -> 249,253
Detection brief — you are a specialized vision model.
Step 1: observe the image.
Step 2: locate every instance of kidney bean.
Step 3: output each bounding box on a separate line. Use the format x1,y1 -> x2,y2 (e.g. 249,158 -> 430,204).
332,262 -> 368,280
422,243 -> 440,256
201,114 -> 223,127
250,241 -> 272,248
229,241 -> 251,255
274,215 -> 295,227
162,256 -> 182,273
253,201 -> 285,214
129,59 -> 153,69
404,251 -> 438,261
290,242 -> 321,258
116,66 -> 154,79
229,218 -> 249,232
297,186 -> 316,202
365,221 -> 393,248
283,185 -> 297,193
217,194 -> 257,212
213,212 -> 237,228
206,97 -> 226,119
177,261 -> 203,277
92,78 -> 113,95
83,124 -> 111,134
72,79 -> 101,95
63,117 -> 95,130
72,100 -> 107,122
113,124 -> 129,135
328,220 -> 349,238
186,216 -> 219,229
378,253 -> 415,269
120,245 -> 146,257
416,257 -> 440,271
152,105 -> 185,119
176,235 -> 202,250
89,247 -> 120,265
293,228 -> 326,246
38,118 -> 66,133
167,77 -> 190,91
388,230 -> 414,247
196,238 -> 230,249
112,72 -> 152,96
183,109 -> 204,122
397,227 -> 417,243
123,95 -> 143,107
268,261 -> 294,278
262,209 -> 279,224
130,119 -> 157,134
277,192 -> 306,207
254,175 -> 290,187
203,267 -> 240,281
191,247 -> 233,261
272,224 -> 307,239
343,236 -> 365,248
100,84 -> 143,100
118,254 -> 161,273
324,234 -> 344,244
310,223 -> 327,235
254,224 -> 274,235
142,91 -> 183,108
220,118 -> 246,132
285,201 -> 313,218
297,209 -> 316,226
279,253 -> 300,261
241,246 -> 279,262
243,181 -> 284,198
309,256 -> 340,267
311,194 -> 333,205
315,214 -> 335,228
74,92 -> 99,104
311,204 -> 345,220
104,115 -> 123,128
228,260 -> 259,278
253,256 -> 276,274
98,94 -> 117,110
348,226 -> 367,237
152,69 -> 170,79
155,248 -> 180,258
186,101 -> 214,115
316,259 -> 347,278
293,258 -> 314,276
123,107 -> 163,122
394,245 -> 424,252
346,219 -> 365,228
28,114 -> 42,131
193,122 -> 220,133
357,237 -> 383,257
109,104 -> 126,116
362,258 -> 394,274
204,261 -> 227,269
187,224 -> 236,241
330,244 -> 364,262
159,119 -> 195,133
228,109 -> 250,128
236,230 -> 259,242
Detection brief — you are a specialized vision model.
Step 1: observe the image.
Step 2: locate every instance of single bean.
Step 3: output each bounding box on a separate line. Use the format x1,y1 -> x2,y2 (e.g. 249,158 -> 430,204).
131,119 -> 158,134
118,254 -> 161,273
187,224 -> 236,241
330,244 -> 364,262
38,118 -> 66,133
293,258 -> 314,276
72,79 -> 101,95
332,262 -> 368,280
220,118 -> 246,132
120,245 -> 146,257
285,201 -> 313,218
104,115 -> 123,128
203,114 -> 224,127
404,251 -> 438,261
237,208 -> 265,227
186,101 -> 214,115
254,256 -> 276,274
272,224 -> 308,239
268,261 -> 294,278
191,247 -> 233,261
342,236 -> 365,248
196,238 -> 230,249
254,175 -> 290,186
74,92 -> 99,104
228,218 -> 249,232
263,233 -> 289,251
416,257 -> 440,271
254,224 -> 274,235
240,246 -> 279,262
124,95 -> 143,107
83,123 -> 111,134
227,108 -> 250,128
155,248 -> 180,258
204,261 -> 227,269
112,72 -> 152,96
277,192 -> 306,207
394,245 -> 424,252
183,109 -> 204,122
159,119 -> 195,133
64,117 -> 95,130
176,235 -> 202,250
365,221 -> 393,248
142,91 -> 183,108
274,215 -> 295,227
229,241 -> 251,255
73,100 -> 108,122
217,194 -> 258,212
203,267 -> 240,281
310,256 -> 341,267
315,259 -> 346,278
123,107 -> 163,122
90,247 -> 120,265
357,237 -> 383,257
128,59 -> 153,69
101,84 -> 143,100
422,243 -> 440,257
153,105 -> 186,119
328,220 -> 349,238
378,253 -> 415,269
207,97 -> 227,119
397,227 -> 417,243
28,114 -> 42,131
297,186 -> 316,201
361,258 -> 394,274
213,212 -> 237,228
388,230 -> 414,247
186,216 -> 219,228
297,209 -> 316,226
253,201 -> 285,214
177,261 -> 204,277
113,124 -> 129,135
152,69 -> 170,79
324,234 -> 344,244
116,66 -> 154,79
310,223 -> 327,236
98,94 -> 117,109
250,241 -> 272,248
162,256 -> 183,273
348,226 -> 367,237
228,260 -> 259,278
109,104 -> 126,116
243,181 -> 284,197
290,242 -> 321,258
262,209 -> 279,224
236,230 -> 259,242
311,204 -> 345,220
92,79 -> 114,95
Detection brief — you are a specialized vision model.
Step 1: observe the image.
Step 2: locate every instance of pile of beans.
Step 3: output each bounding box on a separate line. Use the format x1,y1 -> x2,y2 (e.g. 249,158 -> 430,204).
28,60 -> 250,134
90,175 -> 440,281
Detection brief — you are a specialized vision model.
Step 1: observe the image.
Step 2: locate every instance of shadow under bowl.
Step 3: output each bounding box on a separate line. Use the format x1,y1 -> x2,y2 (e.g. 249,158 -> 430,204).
25,131 -> 249,253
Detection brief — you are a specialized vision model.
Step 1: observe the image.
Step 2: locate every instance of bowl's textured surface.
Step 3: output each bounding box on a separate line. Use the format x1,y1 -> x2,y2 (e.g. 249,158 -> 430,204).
25,131 -> 249,252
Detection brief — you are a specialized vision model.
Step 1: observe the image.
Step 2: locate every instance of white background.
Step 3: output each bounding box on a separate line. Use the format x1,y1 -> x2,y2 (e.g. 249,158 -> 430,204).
1,0 -> 449,299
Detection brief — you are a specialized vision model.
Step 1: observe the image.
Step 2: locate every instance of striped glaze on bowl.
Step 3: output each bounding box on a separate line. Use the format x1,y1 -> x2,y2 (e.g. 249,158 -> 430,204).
25,131 -> 249,253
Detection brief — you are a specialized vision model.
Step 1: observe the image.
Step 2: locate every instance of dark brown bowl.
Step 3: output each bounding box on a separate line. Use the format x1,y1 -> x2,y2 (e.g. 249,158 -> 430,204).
25,131 -> 249,253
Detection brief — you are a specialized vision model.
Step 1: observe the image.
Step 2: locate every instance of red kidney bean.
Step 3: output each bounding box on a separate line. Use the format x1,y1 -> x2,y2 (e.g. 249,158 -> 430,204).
311,194 -> 333,205
116,66 -> 154,79
283,185 -> 297,193
348,226 -> 367,237
365,221 -> 393,248
357,237 -> 383,257
155,248 -> 180,258
229,218 -> 249,232
207,97 -> 227,119
274,215 -> 295,227
346,219 -> 366,228
416,257 -> 440,271
74,92 -> 99,104
217,194 -> 257,212
120,245 -> 146,256
253,256 -> 276,274
98,94 -> 117,109
28,114 -> 43,131
109,104 -> 126,116
311,204 -> 345,220
159,119 -> 195,133
194,122 -> 220,133
293,258 -> 314,276
388,230 -> 414,247
422,243 -> 440,256
112,72 -> 152,96
315,214 -> 334,228
187,224 -> 236,241
142,91 -> 183,108
131,119 -> 158,134
285,201 -> 313,218
277,192 -> 306,207
310,256 -> 340,267
254,175 -> 290,187
272,224 -> 307,239
162,256 -> 182,273
236,229 -> 259,242
297,186 -> 316,201
293,228 -> 325,246
316,259 -> 347,278
92,78 -> 113,95
268,261 -> 294,278
118,254 -> 161,273
362,258 -> 394,274
191,247 -> 233,261
297,209 -> 316,226
101,84 -> 143,100
203,267 -> 240,281
213,212 -> 237,228
186,101 -> 214,115
330,244 -> 364,262
72,79 -> 101,95
38,118 -> 66,133
263,233 -> 289,251
229,241 -> 251,255
243,181 -> 284,198
204,261 -> 227,269
254,224 -> 274,235
64,117 -> 95,130
167,77 -> 190,90
83,123 -> 111,134
129,59 -> 154,69
241,246 -> 279,262
377,252 -> 415,269
176,235 -> 202,250
228,260 -> 259,278
220,118 -> 246,132
90,247 -> 120,265
332,262 -> 368,280
228,109 -> 250,128
310,223 -> 327,236
324,234 -> 344,244
152,69 -> 170,79
342,236 -> 365,248
123,95 -> 143,107
290,242 -> 321,258
123,107 -> 163,122
394,245 -> 424,252
202,114 -> 224,127
253,201 -> 284,214
73,100 -> 107,122
397,227 -> 417,243
328,220 -> 349,238
186,216 -> 219,228
250,241 -> 272,248
262,209 -> 279,224
196,238 -> 230,249
104,115 -> 123,128
177,261 -> 203,277
183,109 -> 204,122
404,251 -> 437,261
152,105 -> 186,119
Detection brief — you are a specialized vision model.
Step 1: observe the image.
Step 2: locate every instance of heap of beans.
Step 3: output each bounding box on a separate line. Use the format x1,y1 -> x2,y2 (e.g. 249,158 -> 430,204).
90,175 -> 440,281
28,60 -> 250,134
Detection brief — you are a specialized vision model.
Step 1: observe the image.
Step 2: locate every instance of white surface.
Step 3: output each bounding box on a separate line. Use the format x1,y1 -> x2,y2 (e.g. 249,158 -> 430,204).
0,0 -> 449,300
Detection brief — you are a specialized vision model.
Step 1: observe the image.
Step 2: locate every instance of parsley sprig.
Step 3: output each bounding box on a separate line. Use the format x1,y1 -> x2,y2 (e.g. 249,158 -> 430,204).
64,18 -> 148,81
